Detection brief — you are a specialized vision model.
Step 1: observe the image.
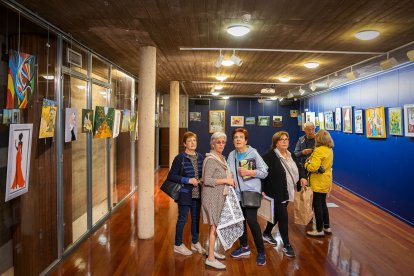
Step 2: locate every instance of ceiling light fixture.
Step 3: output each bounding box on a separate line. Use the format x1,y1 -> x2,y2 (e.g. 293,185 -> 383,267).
260,87 -> 275,94
211,91 -> 220,96
215,75 -> 228,81
214,50 -> 224,68
270,96 -> 278,100
230,50 -> 243,66
355,30 -> 380,41
227,25 -> 251,37
407,50 -> 414,61
380,56 -> 398,70
221,59 -> 234,66
309,82 -> 317,91
222,96 -> 230,100
304,61 -> 320,69
279,97 -> 284,102
287,91 -> 294,98
278,77 -> 291,83
215,85 -> 223,90
326,76 -> 333,87
299,87 -> 305,95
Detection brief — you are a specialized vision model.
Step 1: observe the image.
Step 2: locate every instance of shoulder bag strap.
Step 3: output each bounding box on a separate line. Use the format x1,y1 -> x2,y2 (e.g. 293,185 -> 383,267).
279,157 -> 296,185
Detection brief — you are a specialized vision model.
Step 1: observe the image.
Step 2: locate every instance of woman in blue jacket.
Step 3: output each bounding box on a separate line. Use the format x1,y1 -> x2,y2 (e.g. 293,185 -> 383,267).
167,131 -> 205,256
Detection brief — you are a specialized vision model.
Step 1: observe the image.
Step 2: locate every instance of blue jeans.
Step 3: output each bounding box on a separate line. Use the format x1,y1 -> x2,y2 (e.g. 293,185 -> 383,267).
175,199 -> 201,246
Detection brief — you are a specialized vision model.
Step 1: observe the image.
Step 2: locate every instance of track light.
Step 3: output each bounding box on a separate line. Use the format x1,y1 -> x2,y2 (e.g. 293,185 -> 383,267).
380,57 -> 398,70
279,97 -> 284,102
214,50 -> 224,68
346,71 -> 359,80
230,50 -> 243,66
222,59 -> 234,66
287,91 -> 294,98
326,76 -> 333,87
309,82 -> 317,91
407,50 -> 414,61
299,87 -> 305,95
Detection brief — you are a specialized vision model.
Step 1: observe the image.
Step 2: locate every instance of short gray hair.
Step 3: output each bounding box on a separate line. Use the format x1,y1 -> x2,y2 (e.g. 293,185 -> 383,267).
304,122 -> 315,128
210,131 -> 227,146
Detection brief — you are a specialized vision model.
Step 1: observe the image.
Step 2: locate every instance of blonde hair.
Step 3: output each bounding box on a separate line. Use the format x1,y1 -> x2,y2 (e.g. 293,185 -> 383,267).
315,129 -> 334,148
271,131 -> 289,149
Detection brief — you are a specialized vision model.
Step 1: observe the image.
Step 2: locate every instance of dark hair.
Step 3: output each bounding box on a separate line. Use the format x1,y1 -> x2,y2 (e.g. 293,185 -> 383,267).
271,131 -> 289,149
19,133 -> 23,141
232,128 -> 249,141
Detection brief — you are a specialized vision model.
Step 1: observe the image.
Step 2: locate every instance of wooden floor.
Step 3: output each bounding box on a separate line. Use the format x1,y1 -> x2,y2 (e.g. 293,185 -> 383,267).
50,169 -> 414,275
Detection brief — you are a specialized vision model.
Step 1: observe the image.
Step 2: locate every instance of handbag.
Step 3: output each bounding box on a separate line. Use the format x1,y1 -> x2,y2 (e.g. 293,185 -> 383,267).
241,191 -> 262,208
160,180 -> 182,201
294,186 -> 314,225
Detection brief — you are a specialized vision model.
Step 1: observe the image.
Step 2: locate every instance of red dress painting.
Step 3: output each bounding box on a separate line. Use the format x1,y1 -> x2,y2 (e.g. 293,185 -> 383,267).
11,138 -> 25,190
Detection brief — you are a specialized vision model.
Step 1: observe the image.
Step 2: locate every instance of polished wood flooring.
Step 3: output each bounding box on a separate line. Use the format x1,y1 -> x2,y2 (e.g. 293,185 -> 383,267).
50,169 -> 414,275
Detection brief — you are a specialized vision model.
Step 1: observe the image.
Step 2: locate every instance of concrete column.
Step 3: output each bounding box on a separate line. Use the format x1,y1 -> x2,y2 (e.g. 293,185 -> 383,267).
137,46 -> 156,239
169,81 -> 180,168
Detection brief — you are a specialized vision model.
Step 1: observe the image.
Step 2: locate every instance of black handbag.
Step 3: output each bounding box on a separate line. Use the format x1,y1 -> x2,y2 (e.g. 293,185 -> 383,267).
241,191 -> 262,208
160,180 -> 182,201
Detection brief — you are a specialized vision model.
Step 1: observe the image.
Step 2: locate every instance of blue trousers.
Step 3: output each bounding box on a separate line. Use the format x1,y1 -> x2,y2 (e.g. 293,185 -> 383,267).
175,199 -> 201,246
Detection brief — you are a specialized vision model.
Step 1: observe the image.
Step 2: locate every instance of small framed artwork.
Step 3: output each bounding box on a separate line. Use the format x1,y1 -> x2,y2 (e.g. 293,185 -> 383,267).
258,116 -> 270,126
290,110 -> 299,118
245,117 -> 255,125
342,106 -> 353,133
404,104 -> 414,137
272,116 -> 282,127
231,116 -> 244,127
81,109 -> 94,133
209,110 -> 225,133
366,106 -> 386,138
324,111 -> 334,130
335,107 -> 342,131
297,115 -> 302,126
354,109 -> 364,134
388,107 -> 403,136
65,108 -> 78,142
305,112 -> 316,125
318,112 -> 325,130
189,112 -> 201,122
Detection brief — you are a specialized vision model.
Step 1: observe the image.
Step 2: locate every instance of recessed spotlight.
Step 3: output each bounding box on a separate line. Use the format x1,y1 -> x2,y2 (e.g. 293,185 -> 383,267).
215,75 -> 227,81
215,85 -> 223,90
222,96 -> 230,100
227,25 -> 251,37
355,30 -> 380,41
211,92 -> 220,96
304,62 -> 320,69
221,60 -> 234,66
278,77 -> 290,82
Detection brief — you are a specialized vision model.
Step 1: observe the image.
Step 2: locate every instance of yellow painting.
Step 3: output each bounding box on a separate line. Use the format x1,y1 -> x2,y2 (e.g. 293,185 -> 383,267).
366,106 -> 386,138
39,99 -> 57,138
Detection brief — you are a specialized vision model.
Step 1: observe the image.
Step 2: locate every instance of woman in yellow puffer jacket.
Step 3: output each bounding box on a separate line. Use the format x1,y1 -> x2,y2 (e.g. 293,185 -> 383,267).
304,129 -> 334,237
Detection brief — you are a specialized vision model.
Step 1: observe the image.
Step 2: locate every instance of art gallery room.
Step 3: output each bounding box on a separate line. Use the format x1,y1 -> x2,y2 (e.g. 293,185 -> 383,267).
0,0 -> 414,275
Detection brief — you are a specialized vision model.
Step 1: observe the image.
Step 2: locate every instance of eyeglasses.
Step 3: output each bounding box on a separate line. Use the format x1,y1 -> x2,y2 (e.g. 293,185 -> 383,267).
279,138 -> 289,142
215,141 -> 226,145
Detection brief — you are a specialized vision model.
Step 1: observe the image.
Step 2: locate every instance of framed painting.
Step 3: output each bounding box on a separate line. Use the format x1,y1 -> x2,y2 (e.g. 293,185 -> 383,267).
94,106 -> 115,138
342,106 -> 353,133
324,111 -> 334,130
81,109 -> 94,133
290,110 -> 299,118
404,104 -> 414,137
209,110 -> 225,133
231,116 -> 244,127
65,108 -> 78,142
335,107 -> 342,131
297,115 -> 302,126
121,109 -> 130,132
245,117 -> 255,125
354,109 -> 364,134
366,106 -> 386,138
189,112 -> 201,122
258,116 -> 270,126
388,107 -> 403,136
272,116 -> 282,127
39,99 -> 57,138
5,123 -> 33,201
305,112 -> 316,125
318,112 -> 325,130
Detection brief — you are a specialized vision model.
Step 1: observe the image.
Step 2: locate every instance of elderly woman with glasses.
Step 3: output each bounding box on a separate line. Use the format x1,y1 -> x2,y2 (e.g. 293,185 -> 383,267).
201,132 -> 235,270
261,131 -> 307,258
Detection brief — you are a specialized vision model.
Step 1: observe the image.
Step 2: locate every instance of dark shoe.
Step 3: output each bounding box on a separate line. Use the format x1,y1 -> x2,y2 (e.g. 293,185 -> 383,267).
262,233 -> 277,245
283,244 -> 296,258
256,252 -> 266,266
230,246 -> 251,258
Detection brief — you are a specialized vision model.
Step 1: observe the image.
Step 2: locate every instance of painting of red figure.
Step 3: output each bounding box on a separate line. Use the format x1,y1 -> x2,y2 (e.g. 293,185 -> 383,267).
11,133 -> 26,189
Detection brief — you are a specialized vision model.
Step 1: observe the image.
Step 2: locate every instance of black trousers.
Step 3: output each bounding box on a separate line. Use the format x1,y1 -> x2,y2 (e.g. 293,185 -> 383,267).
239,204 -> 265,254
264,202 -> 290,246
313,192 -> 330,232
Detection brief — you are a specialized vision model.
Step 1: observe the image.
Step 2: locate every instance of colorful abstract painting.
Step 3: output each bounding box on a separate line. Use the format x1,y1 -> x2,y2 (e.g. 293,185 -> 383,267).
354,109 -> 363,134
231,116 -> 244,127
342,106 -> 353,133
7,50 -> 36,109
324,111 -> 334,130
82,109 -> 94,133
404,104 -> 414,137
388,107 -> 403,136
366,106 -> 386,138
94,106 -> 114,138
39,99 -> 57,138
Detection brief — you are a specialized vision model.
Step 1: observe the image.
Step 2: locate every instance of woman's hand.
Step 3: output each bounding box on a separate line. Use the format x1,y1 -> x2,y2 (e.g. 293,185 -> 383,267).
300,178 -> 308,187
262,192 -> 266,198
226,177 -> 236,187
238,168 -> 252,177
189,178 -> 200,186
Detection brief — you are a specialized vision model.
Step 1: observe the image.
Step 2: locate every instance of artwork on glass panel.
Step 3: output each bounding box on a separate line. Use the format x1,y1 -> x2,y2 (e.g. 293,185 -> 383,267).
5,124 -> 33,202
305,112 -> 315,125
335,107 -> 342,131
81,109 -> 94,133
290,110 -> 299,118
231,116 -> 244,127
403,104 -> 414,137
189,112 -> 201,122
113,109 -> 121,138
297,115 -> 302,127
354,109 -> 364,134
245,117 -> 255,125
272,116 -> 282,127
342,106 -> 353,133
129,112 -> 136,132
324,111 -> 334,130
39,99 -> 57,138
365,106 -> 386,138
318,112 -> 325,130
209,110 -> 225,133
94,106 -> 114,138
6,50 -> 36,109
12,109 -> 20,123
65,108 -> 78,142
388,107 -> 403,136
258,116 -> 270,126
3,109 -> 12,125
120,109 -> 130,132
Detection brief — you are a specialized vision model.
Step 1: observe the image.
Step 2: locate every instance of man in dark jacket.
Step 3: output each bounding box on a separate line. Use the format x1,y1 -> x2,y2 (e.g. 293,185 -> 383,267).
294,122 -> 315,167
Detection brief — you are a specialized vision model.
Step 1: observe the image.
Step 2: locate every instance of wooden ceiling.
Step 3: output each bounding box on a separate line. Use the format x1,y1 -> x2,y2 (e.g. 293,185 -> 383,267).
14,0 -> 414,97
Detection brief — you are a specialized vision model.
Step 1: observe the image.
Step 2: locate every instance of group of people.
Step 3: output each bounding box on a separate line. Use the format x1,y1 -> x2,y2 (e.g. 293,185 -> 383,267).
166,122 -> 334,270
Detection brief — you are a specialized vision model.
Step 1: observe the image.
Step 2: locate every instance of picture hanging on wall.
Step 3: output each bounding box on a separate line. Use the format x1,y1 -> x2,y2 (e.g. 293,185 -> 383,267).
324,111 -> 334,130
113,109 -> 121,138
258,116 -> 270,126
231,116 -> 244,127
189,112 -> 201,122
318,112 -> 325,130
209,110 -> 225,133
39,99 -> 57,138
342,106 -> 353,133
366,106 -> 386,138
5,123 -> 33,202
315,117 -> 320,127
81,109 -> 94,133
12,109 -> 20,123
120,109 -> 130,132
388,107 -> 403,136
94,106 -> 115,138
245,117 -> 255,125
65,108 -> 78,142
335,107 -> 342,131
403,104 -> 414,137
297,115 -> 302,126
272,116 -> 282,127
3,109 -> 12,125
305,112 -> 316,125
290,110 -> 299,118
6,50 -> 36,109
354,109 -> 364,134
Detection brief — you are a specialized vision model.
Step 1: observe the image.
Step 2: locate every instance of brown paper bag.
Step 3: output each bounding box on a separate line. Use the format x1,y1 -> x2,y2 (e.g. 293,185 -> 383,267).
294,186 -> 314,225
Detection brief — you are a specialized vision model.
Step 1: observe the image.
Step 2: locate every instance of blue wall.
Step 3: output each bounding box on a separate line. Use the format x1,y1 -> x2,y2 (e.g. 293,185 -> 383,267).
188,98 -> 301,157
300,64 -> 414,226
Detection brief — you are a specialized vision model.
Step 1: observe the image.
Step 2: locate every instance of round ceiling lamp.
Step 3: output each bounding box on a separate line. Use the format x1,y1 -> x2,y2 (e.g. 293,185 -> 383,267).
215,75 -> 227,81
304,61 -> 320,69
222,96 -> 230,100
211,91 -> 220,96
227,25 -> 251,37
215,85 -> 223,90
278,77 -> 291,82
354,30 -> 380,41
221,59 -> 234,66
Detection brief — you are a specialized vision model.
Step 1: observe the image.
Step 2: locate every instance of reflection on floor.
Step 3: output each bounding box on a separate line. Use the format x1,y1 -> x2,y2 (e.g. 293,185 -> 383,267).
72,199 -> 108,242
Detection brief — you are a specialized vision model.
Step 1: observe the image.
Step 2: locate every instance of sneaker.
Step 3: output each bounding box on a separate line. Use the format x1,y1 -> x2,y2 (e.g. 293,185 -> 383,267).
214,251 -> 226,260
256,252 -> 266,266
230,246 -> 251,258
282,244 -> 296,258
205,258 -> 226,270
174,244 -> 192,256
307,230 -> 325,237
323,228 -> 332,235
262,233 -> 277,245
191,242 -> 206,254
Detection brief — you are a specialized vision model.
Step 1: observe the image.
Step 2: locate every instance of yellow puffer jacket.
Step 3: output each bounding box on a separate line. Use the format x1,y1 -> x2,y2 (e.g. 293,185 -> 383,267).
304,145 -> 333,193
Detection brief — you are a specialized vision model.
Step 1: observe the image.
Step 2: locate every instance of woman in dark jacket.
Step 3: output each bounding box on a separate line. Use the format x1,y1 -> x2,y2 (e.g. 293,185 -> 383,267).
167,131 -> 205,256
262,131 -> 307,258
